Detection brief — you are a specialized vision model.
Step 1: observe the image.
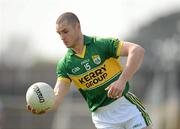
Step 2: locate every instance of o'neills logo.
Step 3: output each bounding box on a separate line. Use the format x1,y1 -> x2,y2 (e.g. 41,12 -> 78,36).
33,86 -> 45,103
78,64 -> 107,88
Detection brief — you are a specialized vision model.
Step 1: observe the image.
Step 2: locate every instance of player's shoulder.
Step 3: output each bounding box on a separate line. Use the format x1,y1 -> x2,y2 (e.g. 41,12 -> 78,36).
90,35 -> 118,44
57,53 -> 70,67
56,57 -> 65,69
85,35 -> 107,42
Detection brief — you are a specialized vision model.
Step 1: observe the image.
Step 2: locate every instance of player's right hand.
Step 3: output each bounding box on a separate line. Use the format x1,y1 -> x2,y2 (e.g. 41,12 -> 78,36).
26,105 -> 48,115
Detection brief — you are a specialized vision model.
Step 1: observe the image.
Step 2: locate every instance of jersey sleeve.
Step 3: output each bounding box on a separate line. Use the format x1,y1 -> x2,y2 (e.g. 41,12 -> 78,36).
96,37 -> 124,58
56,59 -> 71,84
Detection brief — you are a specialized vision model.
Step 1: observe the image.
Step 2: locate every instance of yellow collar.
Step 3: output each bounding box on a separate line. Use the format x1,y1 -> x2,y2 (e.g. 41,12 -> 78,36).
75,45 -> 86,58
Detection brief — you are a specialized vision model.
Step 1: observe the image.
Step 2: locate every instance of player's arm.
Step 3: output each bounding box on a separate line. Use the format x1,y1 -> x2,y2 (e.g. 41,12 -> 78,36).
119,41 -> 145,81
106,41 -> 145,98
51,79 -> 71,110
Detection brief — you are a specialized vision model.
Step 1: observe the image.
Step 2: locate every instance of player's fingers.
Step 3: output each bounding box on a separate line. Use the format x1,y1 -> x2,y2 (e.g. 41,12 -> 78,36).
36,110 -> 46,115
105,86 -> 110,91
115,86 -> 124,98
31,110 -> 44,115
111,89 -> 119,98
109,87 -> 115,98
32,109 -> 37,114
105,86 -> 111,97
117,90 -> 122,98
26,104 -> 46,115
36,107 -> 50,115
109,86 -> 123,99
27,105 -> 37,114
27,105 -> 31,111
113,90 -> 122,99
107,86 -> 114,98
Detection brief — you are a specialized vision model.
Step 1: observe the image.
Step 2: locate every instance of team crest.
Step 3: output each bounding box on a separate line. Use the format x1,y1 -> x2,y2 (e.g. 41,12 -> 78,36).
92,55 -> 101,65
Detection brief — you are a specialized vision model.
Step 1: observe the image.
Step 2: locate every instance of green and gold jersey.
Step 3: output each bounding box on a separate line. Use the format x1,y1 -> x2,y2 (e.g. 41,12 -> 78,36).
56,35 -> 129,112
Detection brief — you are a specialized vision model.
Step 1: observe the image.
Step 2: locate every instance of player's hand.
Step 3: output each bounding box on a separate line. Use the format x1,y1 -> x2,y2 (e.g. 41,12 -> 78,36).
26,105 -> 49,115
105,78 -> 126,99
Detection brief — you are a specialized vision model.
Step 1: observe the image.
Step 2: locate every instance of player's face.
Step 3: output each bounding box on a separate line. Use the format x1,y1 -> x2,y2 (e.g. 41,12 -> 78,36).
56,20 -> 80,48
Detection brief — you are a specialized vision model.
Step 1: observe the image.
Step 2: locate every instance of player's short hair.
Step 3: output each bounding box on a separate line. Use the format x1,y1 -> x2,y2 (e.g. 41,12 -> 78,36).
56,12 -> 80,26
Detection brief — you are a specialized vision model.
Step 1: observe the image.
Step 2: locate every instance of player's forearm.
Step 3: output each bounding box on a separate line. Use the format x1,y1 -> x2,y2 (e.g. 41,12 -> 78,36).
120,45 -> 145,82
50,95 -> 64,111
44,91 -> 63,112
50,80 -> 70,111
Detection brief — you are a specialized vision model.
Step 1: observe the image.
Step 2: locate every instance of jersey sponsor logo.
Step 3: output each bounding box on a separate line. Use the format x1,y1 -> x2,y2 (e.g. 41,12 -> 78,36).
92,55 -> 101,65
69,58 -> 123,90
78,64 -> 107,88
72,67 -> 80,73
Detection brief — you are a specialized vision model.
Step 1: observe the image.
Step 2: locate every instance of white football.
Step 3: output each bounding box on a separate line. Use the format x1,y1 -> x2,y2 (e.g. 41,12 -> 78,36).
26,82 -> 55,112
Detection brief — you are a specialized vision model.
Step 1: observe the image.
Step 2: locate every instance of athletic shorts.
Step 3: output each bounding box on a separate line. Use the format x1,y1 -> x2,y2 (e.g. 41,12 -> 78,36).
92,92 -> 152,129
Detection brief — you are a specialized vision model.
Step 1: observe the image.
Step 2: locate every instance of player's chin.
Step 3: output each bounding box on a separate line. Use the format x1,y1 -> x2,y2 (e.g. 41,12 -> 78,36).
64,42 -> 74,48
66,46 -> 71,48
63,42 -> 70,47
63,45 -> 70,48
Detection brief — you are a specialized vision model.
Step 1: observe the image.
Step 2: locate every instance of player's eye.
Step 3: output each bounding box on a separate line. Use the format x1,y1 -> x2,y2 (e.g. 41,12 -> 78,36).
63,30 -> 68,34
56,32 -> 61,35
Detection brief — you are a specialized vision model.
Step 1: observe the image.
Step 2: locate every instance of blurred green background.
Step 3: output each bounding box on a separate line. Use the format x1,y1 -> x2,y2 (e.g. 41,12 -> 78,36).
0,0 -> 180,129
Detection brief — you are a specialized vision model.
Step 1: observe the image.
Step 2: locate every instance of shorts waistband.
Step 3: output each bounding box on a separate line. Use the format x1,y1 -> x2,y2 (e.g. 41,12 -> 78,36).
95,96 -> 126,113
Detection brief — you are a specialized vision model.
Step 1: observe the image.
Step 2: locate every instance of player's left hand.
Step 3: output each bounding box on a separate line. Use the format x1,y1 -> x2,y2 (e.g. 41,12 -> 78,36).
26,105 -> 49,115
105,78 -> 126,99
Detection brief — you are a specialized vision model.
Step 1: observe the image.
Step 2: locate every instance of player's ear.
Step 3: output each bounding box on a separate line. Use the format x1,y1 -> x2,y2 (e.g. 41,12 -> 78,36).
75,22 -> 81,31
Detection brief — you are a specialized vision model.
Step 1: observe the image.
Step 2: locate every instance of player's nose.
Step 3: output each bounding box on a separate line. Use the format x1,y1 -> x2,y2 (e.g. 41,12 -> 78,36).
60,35 -> 64,40
60,33 -> 66,40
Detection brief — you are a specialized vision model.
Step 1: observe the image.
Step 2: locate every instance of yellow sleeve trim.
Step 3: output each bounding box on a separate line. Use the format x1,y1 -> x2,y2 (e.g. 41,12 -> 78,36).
116,41 -> 124,56
57,77 -> 71,84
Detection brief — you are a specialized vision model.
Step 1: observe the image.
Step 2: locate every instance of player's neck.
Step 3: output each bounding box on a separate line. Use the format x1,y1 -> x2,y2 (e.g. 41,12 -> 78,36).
72,34 -> 84,54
